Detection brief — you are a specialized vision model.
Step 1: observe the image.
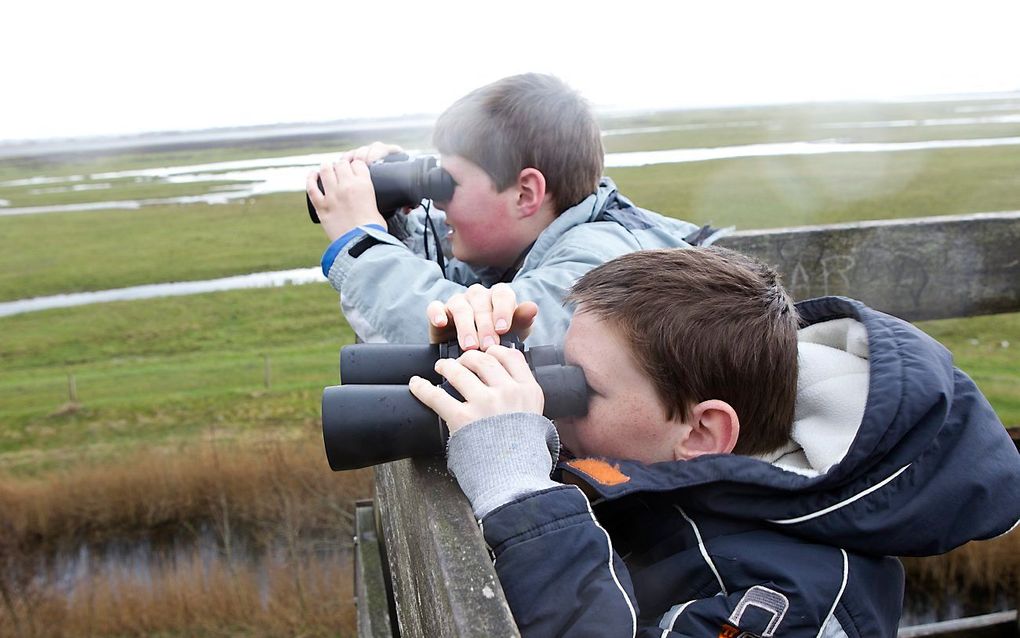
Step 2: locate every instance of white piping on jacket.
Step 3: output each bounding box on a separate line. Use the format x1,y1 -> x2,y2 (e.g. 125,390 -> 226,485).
768,464 -> 912,525
815,549 -> 849,638
658,600 -> 696,638
992,517 -> 1020,540
581,487 -> 638,637
675,506 -> 728,596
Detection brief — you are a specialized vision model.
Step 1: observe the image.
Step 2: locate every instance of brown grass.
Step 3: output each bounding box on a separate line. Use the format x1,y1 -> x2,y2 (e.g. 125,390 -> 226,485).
0,435 -> 371,637
0,435 -> 371,550
0,548 -> 355,637
0,436 -> 1014,634
903,530 -> 1020,598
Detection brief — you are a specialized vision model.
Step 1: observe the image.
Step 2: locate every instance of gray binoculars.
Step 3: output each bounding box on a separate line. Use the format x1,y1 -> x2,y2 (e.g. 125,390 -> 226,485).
307,153 -> 455,223
321,337 -> 589,471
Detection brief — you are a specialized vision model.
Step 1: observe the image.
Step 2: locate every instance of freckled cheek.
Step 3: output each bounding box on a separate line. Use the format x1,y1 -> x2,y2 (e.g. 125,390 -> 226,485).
576,405 -> 614,454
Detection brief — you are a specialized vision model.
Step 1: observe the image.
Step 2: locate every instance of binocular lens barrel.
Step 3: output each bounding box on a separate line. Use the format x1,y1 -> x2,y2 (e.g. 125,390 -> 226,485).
322,342 -> 588,471
307,154 -> 455,223
338,341 -> 562,385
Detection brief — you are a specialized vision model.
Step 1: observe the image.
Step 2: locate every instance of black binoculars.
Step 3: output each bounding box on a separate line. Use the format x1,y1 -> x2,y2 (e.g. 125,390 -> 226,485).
321,337 -> 589,471
306,153 -> 456,223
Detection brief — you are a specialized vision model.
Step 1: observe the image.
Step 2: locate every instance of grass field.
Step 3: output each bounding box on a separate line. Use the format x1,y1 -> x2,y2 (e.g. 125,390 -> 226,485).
1,97 -> 1018,634
2,99 -> 1018,441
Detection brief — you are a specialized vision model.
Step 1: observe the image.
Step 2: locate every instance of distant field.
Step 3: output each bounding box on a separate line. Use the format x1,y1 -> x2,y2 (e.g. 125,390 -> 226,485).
607,145 -> 1020,230
0,284 -> 349,475
2,97 -> 1019,475
0,193 -> 323,301
3,148 -> 1020,302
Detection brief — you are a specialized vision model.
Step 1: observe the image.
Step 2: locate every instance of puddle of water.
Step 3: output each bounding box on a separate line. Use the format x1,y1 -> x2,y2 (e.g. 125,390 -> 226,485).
818,114 -> 1020,129
955,102 -> 1020,113
31,524 -> 352,614
0,268 -> 325,317
0,174 -> 86,188
27,525 -> 1008,629
603,136 -> 1020,167
30,183 -> 112,195
5,136 -> 1020,217
602,121 -> 763,136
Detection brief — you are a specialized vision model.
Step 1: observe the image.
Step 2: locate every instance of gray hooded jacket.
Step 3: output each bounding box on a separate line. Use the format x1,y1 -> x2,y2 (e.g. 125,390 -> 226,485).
326,178 -> 702,344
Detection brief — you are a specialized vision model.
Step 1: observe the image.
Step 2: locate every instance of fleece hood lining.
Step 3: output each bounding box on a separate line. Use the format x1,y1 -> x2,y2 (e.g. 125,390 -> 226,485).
758,318 -> 870,477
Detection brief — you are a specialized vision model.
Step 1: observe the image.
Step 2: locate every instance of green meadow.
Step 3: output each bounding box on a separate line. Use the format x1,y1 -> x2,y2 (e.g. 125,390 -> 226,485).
2,99 -> 1020,476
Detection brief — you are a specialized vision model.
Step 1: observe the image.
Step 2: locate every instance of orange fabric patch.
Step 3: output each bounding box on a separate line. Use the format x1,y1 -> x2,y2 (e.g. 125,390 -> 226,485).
566,459 -> 631,486
718,626 -> 740,638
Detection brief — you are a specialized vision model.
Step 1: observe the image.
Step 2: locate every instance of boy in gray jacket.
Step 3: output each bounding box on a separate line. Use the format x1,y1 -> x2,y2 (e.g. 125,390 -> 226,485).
307,73 -> 702,347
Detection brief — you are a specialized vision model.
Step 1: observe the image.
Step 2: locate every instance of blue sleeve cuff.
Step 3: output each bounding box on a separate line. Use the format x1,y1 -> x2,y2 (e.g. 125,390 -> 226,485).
320,224 -> 386,277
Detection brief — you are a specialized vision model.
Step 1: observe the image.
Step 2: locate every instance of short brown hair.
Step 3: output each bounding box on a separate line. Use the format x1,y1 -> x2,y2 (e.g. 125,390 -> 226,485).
433,73 -> 603,214
565,247 -> 799,456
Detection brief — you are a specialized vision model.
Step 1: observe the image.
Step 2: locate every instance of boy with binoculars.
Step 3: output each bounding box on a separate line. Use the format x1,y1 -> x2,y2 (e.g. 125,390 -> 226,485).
409,246 -> 1020,638
307,73 -> 705,347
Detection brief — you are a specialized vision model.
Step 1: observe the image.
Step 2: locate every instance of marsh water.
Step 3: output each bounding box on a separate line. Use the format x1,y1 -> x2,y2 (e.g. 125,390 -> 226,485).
26,526 -> 1011,628
4,131 -> 1020,318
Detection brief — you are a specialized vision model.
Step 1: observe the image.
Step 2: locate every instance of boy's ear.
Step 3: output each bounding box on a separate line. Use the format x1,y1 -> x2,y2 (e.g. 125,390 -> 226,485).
673,400 -> 740,461
514,168 -> 547,217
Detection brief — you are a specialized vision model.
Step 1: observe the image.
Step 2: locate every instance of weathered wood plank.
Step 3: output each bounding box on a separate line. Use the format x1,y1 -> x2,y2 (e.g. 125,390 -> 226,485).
354,501 -> 396,638
717,211 -> 1020,321
374,458 -> 520,638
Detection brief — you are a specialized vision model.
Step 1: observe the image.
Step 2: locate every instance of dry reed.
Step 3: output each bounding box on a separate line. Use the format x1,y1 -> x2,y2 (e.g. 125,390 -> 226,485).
0,436 -> 371,551
0,547 -> 355,637
0,435 -> 371,637
902,530 -> 1020,603
0,436 -> 1015,635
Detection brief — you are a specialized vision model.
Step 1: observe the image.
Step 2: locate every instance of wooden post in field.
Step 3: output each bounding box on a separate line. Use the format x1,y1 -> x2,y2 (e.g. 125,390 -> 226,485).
67,373 -> 78,403
264,355 -> 271,389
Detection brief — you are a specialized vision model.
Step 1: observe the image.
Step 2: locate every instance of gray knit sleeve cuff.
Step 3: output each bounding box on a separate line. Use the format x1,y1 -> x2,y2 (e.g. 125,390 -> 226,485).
446,413 -> 560,519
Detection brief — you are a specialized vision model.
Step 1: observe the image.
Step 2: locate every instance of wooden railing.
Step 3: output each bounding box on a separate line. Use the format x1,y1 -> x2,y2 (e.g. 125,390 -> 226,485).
353,210 -> 1020,638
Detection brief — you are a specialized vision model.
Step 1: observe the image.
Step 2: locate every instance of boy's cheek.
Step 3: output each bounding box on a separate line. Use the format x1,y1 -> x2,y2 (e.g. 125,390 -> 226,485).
555,419 -> 582,456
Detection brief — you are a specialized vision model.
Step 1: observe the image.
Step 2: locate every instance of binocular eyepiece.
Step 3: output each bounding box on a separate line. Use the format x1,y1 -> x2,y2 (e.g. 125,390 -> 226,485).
321,337 -> 589,471
307,153 -> 456,223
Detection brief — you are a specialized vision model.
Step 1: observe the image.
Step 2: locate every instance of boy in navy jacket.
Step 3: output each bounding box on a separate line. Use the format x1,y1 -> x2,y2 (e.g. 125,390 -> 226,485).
410,247 -> 1020,637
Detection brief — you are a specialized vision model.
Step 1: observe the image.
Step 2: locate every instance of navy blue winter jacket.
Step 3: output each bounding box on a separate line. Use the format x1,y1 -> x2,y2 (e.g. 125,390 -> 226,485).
473,297 -> 1020,638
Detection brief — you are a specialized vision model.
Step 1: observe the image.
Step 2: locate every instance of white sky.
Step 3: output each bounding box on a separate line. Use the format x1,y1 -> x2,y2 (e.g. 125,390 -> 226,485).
3,0 -> 1019,142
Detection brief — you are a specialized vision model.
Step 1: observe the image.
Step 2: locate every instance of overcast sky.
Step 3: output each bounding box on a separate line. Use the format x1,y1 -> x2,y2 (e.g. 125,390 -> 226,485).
3,0 -> 1019,142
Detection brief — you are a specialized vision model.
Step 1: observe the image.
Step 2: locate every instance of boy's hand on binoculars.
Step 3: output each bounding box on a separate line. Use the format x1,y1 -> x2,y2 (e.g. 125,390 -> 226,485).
341,141 -> 404,164
305,159 -> 386,241
428,283 -> 539,350
408,345 -> 544,434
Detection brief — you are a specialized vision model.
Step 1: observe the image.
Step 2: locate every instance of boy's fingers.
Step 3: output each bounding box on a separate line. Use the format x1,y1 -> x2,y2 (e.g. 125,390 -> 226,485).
511,301 -> 539,340
350,159 -> 370,177
352,145 -> 371,163
457,349 -> 512,386
485,345 -> 538,384
306,172 -> 324,205
368,141 -> 393,162
319,162 -> 338,190
466,287 -> 498,349
489,283 -> 516,334
334,159 -> 353,180
445,294 -> 479,350
435,358 -> 487,402
427,300 -> 453,343
408,376 -> 462,418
